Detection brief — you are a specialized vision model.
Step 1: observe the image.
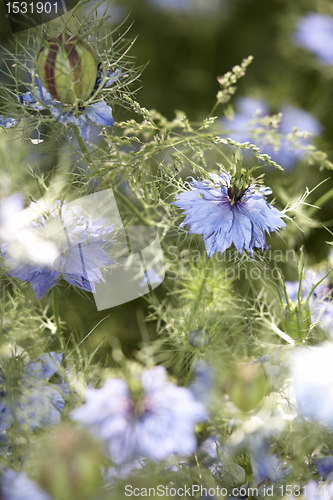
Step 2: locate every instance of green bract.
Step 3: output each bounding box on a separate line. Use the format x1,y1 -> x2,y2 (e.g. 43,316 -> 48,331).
37,34 -> 97,105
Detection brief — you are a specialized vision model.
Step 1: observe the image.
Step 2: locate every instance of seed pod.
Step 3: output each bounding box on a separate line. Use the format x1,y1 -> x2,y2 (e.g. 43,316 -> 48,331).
37,34 -> 97,105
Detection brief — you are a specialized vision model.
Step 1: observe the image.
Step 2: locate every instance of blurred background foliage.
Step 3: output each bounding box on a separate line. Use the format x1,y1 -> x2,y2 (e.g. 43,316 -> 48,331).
1,0 -> 333,365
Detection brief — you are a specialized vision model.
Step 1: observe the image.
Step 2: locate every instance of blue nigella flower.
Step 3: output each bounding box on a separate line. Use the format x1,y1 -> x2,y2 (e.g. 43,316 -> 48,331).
1,198 -> 114,299
262,105 -> 322,170
221,98 -> 322,170
293,13 -> 333,65
1,469 -> 54,500
1,65 -> 121,141
0,352 -> 68,433
172,171 -> 286,257
70,365 -> 207,464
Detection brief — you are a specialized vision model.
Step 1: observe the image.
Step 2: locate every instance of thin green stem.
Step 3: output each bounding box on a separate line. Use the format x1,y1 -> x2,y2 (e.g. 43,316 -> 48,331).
308,187 -> 333,217
184,363 -> 196,387
304,269 -> 333,308
114,187 -> 154,227
190,259 -> 212,325
53,288 -> 61,336
298,250 -> 304,307
115,187 -> 171,254
74,127 -> 99,173
183,261 -> 213,387
208,100 -> 220,119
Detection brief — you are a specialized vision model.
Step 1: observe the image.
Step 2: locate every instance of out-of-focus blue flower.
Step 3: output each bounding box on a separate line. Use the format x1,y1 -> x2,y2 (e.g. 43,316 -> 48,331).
172,171 -> 286,257
285,270 -> 331,303
2,199 -> 114,299
1,194 -> 58,267
150,0 -> 191,12
149,0 -> 220,15
262,105 -> 322,170
1,66 -> 121,141
291,343 -> 333,428
1,469 -> 54,500
200,436 -> 248,487
85,1 -> 126,24
302,480 -> 333,500
315,456 -> 333,480
200,435 -> 219,462
293,13 -> 333,65
250,438 -> 290,485
0,192 -> 61,284
0,352 -> 68,432
221,97 -> 269,143
221,98 -> 322,170
70,366 -> 207,464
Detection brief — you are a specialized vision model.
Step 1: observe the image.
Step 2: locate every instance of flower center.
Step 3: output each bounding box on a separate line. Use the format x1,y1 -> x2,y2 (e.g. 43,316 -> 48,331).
227,184 -> 248,205
227,170 -> 252,205
128,378 -> 146,418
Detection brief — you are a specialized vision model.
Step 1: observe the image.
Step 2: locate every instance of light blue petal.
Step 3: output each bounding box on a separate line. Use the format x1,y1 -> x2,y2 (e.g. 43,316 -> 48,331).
86,101 -> 114,127
105,67 -> 122,87
5,259 -> 60,299
1,470 -> 54,500
0,115 -> 20,129
25,352 -> 63,380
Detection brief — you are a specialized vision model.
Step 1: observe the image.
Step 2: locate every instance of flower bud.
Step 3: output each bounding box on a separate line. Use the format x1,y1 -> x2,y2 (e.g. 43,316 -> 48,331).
189,327 -> 210,348
226,363 -> 267,413
283,301 -> 311,339
37,34 -> 97,104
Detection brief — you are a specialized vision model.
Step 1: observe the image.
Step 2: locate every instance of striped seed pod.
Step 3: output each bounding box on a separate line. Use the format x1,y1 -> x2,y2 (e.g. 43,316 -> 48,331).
37,34 -> 97,105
